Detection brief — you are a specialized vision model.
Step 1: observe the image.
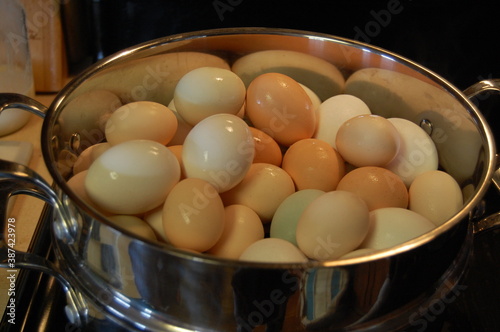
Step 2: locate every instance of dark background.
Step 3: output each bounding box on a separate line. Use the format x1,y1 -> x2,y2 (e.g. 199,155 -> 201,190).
62,0 -> 500,91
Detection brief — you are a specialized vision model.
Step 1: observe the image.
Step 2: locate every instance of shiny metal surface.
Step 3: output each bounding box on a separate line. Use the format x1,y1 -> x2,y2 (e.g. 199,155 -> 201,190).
0,28 -> 498,331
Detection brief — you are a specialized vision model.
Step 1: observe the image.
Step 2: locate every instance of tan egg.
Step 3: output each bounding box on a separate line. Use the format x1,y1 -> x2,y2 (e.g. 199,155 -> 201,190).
246,73 -> 315,146
239,238 -> 308,263
143,205 -> 170,243
282,138 -> 345,191
105,101 -> 178,145
336,166 -> 408,211
296,190 -> 370,260
73,142 -> 111,175
336,114 -> 400,167
248,127 -> 283,166
107,215 -> 157,242
221,163 -> 295,223
409,170 -> 463,226
163,178 -> 225,252
166,99 -> 193,146
167,145 -> 186,179
207,204 -> 265,259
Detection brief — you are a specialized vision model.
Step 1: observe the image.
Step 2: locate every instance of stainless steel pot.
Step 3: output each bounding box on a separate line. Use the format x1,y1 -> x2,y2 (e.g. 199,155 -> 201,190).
1,27 -> 500,331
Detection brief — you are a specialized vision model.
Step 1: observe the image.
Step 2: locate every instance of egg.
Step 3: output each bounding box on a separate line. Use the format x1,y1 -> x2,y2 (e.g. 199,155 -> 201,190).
173,67 -> 246,126
313,94 -> 371,149
360,207 -> 436,250
105,101 -> 178,145
163,178 -> 225,252
281,138 -> 345,191
107,215 -> 157,242
336,166 -> 408,211
270,189 -> 325,246
299,83 -> 322,113
85,139 -> 180,215
408,170 -> 463,225
182,113 -> 255,193
336,114 -> 400,167
66,170 -> 111,216
167,145 -> 185,179
72,142 -> 111,175
246,73 -> 315,146
239,238 -> 308,263
166,99 -> 194,146
221,163 -> 296,223
385,117 -> 439,187
296,190 -> 370,260
207,204 -> 265,259
143,206 -> 170,243
249,127 -> 283,166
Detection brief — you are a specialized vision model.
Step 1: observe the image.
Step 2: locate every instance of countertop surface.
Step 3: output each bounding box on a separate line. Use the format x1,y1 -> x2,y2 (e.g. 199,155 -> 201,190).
0,93 -> 56,317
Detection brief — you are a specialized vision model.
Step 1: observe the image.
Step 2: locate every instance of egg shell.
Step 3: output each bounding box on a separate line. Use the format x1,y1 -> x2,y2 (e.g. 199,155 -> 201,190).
207,204 -> 265,259
105,101 -> 178,146
167,145 -> 186,179
107,215 -> 157,242
143,205 -> 170,243
239,238 -> 308,263
282,138 -> 345,191
246,73 -> 315,146
409,170 -> 463,226
73,142 -> 111,175
163,178 -> 225,252
166,99 -> 194,146
85,139 -> 180,215
270,189 -> 325,246
220,163 -> 296,223
174,67 -> 246,126
336,114 -> 400,167
385,117 -> 439,187
249,126 -> 283,166
296,190 -> 370,261
66,170 -> 112,216
182,113 -> 255,193
360,207 -> 436,250
336,166 -> 409,211
314,94 -> 371,149
299,83 -> 322,114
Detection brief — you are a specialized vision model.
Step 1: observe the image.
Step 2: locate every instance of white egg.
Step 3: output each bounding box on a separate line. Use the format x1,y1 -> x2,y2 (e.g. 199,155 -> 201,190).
182,113 -> 255,193
174,67 -> 246,126
166,99 -> 193,146
85,139 -> 180,215
313,94 -> 371,148
143,205 -> 170,243
296,190 -> 370,261
239,238 -> 308,263
385,118 -> 438,187
105,101 -> 178,145
409,170 -> 463,225
360,207 -> 436,250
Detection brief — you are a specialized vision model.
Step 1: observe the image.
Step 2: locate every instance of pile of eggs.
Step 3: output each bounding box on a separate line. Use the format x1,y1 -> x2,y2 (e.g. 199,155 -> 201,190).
67,65 -> 464,264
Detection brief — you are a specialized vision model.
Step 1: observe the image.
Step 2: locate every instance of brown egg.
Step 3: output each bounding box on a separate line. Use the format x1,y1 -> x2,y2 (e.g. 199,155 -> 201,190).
246,73 -> 315,146
282,138 -> 345,191
336,166 -> 408,211
249,126 -> 283,166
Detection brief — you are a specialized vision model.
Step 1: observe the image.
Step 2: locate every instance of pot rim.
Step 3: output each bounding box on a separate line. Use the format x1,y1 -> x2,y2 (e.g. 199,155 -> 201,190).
42,27 -> 498,269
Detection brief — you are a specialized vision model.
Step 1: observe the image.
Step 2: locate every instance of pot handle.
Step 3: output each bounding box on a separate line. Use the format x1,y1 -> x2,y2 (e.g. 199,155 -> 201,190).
0,159 -> 86,326
463,79 -> 500,192
0,93 -> 48,118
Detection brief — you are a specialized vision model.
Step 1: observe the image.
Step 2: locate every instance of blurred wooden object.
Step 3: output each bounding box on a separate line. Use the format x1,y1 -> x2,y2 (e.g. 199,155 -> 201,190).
20,0 -> 68,92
